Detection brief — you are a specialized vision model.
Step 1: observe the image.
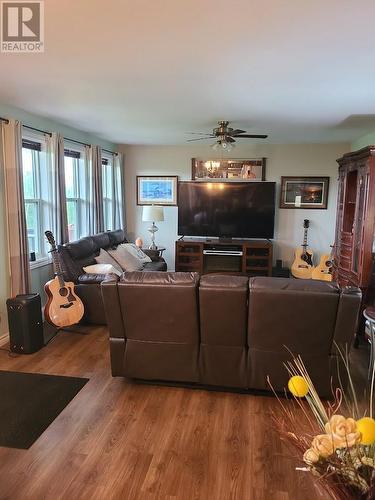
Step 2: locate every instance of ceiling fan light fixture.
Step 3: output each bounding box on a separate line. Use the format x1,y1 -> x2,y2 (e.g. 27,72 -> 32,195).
211,139 -> 235,152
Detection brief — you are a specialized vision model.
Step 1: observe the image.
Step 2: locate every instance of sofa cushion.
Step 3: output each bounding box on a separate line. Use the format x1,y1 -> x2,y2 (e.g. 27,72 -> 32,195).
83,263 -> 122,277
250,276 -> 339,293
95,248 -> 123,273
120,243 -> 151,264
65,236 -> 98,260
78,273 -> 108,284
144,260 -> 167,271
108,245 -> 144,272
108,229 -> 127,247
91,232 -> 111,249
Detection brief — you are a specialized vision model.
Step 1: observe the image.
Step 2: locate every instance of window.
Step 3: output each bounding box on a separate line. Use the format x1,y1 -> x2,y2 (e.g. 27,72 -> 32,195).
22,135 -> 50,262
64,144 -> 89,241
102,154 -> 114,231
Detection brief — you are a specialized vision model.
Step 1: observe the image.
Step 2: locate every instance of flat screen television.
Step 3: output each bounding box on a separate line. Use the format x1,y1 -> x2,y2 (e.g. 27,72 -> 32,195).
178,181 -> 275,239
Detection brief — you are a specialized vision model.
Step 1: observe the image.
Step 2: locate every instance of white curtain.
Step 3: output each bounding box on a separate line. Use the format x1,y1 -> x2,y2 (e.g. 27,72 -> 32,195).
88,145 -> 104,233
113,152 -> 126,230
1,119 -> 31,295
46,133 -> 68,244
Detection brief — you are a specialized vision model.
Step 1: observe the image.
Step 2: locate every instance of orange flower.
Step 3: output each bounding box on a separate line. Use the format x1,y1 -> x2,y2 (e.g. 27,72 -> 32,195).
303,448 -> 320,465
324,415 -> 361,448
311,434 -> 336,458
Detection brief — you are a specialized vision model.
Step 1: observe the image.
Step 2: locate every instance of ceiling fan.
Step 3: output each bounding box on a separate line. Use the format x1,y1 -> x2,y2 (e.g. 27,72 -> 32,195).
187,120 -> 268,151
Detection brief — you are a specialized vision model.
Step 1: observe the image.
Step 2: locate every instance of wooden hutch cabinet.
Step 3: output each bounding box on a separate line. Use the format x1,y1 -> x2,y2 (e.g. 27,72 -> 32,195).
333,146 -> 375,310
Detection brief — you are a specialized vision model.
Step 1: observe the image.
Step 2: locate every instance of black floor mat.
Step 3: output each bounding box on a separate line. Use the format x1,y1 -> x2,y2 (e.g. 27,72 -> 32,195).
0,370 -> 88,449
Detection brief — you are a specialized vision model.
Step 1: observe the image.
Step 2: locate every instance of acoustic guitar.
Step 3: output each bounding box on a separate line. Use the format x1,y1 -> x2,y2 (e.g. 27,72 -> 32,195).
312,245 -> 333,282
291,219 -> 314,279
44,231 -> 84,327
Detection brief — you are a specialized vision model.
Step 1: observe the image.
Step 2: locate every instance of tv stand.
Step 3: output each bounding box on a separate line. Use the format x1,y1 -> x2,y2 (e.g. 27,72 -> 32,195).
175,238 -> 273,276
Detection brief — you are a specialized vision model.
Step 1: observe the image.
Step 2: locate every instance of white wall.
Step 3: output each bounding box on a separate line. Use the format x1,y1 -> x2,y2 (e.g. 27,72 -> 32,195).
120,142 -> 349,270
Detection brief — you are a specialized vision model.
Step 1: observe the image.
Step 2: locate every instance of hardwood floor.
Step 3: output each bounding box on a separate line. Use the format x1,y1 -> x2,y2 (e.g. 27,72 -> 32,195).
0,327 -> 367,500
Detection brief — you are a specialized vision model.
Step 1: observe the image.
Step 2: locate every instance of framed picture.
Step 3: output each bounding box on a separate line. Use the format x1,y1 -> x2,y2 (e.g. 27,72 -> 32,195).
192,158 -> 266,181
136,176 -> 178,206
280,176 -> 330,209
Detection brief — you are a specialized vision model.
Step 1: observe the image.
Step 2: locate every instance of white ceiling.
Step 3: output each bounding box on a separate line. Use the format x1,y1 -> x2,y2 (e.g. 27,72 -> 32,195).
1,0 -> 375,145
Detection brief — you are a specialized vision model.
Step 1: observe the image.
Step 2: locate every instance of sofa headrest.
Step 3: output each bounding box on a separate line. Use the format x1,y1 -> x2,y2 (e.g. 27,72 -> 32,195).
120,271 -> 199,287
108,229 -> 127,247
249,276 -> 340,294
200,274 -> 248,290
91,232 -> 111,249
64,237 -> 98,260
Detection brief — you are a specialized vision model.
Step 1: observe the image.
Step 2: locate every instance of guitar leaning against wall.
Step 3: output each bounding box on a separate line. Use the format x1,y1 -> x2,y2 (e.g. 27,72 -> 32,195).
311,245 -> 334,282
44,231 -> 84,328
291,219 -> 315,279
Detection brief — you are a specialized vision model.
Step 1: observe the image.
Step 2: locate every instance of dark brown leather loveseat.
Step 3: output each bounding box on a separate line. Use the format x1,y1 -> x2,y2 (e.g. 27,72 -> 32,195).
58,229 -> 167,324
102,272 -> 361,396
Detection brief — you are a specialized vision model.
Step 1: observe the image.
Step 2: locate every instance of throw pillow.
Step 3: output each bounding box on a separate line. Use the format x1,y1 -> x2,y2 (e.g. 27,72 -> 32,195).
95,248 -> 123,273
83,263 -> 122,277
108,245 -> 145,272
120,243 -> 152,263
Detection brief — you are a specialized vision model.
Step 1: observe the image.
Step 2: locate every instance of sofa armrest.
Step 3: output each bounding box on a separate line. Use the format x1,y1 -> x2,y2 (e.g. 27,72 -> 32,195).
332,286 -> 362,352
78,273 -> 109,284
101,277 -> 125,339
143,249 -> 162,262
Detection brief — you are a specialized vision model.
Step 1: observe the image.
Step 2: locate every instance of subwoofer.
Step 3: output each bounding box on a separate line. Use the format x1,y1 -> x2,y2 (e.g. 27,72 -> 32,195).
6,294 -> 44,354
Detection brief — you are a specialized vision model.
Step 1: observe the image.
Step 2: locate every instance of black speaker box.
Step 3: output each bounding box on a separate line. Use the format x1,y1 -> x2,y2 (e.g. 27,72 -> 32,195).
272,260 -> 290,278
6,293 -> 44,354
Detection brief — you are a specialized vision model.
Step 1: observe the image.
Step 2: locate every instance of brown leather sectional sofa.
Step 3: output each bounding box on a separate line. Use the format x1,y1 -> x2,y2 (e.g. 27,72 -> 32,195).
101,272 -> 361,396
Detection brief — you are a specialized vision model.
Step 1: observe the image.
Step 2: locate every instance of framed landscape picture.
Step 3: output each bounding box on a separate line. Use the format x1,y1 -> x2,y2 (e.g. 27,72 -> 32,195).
136,176 -> 178,205
280,176 -> 330,209
191,158 -> 266,181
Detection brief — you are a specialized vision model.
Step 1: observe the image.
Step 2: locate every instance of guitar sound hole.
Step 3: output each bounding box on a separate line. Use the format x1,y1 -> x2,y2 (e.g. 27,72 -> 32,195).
59,287 -> 68,297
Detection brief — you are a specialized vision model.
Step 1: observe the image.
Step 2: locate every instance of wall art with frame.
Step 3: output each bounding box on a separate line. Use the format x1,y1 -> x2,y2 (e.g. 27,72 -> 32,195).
280,176 -> 330,209
136,176 -> 178,206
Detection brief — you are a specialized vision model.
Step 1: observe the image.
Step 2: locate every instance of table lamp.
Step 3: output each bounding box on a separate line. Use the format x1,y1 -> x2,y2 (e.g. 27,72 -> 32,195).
142,205 -> 164,250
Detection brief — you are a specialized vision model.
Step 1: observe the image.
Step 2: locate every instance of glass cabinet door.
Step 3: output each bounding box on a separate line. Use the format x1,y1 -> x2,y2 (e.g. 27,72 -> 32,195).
352,167 -> 369,276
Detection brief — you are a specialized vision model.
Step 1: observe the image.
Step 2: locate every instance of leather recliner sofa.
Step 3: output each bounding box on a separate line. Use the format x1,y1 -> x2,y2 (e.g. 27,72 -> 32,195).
101,272 -> 361,396
58,229 -> 167,324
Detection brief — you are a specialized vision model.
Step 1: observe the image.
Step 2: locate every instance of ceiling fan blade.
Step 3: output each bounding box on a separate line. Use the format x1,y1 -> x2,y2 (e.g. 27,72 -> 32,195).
233,134 -> 268,139
230,129 -> 246,135
187,137 -> 213,142
225,136 -> 236,143
187,132 -> 215,136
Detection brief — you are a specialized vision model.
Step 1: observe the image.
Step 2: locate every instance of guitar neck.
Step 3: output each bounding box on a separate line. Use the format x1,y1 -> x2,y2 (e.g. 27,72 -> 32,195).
51,249 -> 65,288
302,228 -> 308,253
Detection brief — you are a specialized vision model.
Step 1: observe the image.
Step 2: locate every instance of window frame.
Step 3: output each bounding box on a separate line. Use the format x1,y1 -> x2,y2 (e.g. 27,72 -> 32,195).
21,135 -> 50,267
102,153 -> 115,231
63,143 -> 88,241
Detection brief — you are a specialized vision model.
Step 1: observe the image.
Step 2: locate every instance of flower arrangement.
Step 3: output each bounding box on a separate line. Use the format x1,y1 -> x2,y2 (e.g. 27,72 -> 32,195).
269,348 -> 375,500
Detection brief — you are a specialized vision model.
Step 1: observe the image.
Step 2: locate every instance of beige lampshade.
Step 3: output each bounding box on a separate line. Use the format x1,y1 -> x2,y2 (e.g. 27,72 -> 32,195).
142,205 -> 164,222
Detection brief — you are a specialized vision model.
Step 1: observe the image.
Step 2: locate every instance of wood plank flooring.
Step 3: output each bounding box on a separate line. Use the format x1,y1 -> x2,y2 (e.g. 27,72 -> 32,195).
0,327 -> 366,500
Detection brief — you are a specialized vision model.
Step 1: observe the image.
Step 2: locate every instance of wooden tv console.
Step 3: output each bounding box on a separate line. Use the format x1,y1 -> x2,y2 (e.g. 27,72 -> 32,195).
175,238 -> 273,276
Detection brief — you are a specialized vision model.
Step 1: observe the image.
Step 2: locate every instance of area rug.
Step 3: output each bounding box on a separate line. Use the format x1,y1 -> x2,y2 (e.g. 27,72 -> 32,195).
0,370 -> 88,449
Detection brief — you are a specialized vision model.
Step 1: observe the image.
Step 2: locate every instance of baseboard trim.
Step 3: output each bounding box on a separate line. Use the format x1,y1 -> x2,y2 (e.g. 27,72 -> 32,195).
0,332 -> 9,346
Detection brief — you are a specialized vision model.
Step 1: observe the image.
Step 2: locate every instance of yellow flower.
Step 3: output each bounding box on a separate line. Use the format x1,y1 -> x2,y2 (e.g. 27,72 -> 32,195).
303,448 -> 319,465
311,434 -> 336,458
356,417 -> 375,445
288,376 -> 309,397
325,415 -> 361,448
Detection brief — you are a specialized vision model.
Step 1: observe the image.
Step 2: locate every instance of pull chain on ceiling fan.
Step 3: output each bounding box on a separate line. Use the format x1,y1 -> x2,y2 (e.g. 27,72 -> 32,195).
187,120 -> 268,152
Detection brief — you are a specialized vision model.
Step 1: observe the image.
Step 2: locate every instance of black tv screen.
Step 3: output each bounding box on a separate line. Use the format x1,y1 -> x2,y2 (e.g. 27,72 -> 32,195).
178,181 -> 275,239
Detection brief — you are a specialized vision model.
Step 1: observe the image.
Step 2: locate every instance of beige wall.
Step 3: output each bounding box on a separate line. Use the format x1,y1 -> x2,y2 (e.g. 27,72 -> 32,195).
120,142 -> 349,270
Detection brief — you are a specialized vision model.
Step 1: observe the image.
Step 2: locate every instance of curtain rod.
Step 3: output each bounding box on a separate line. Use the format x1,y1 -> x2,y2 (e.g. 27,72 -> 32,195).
0,116 -> 117,154
62,137 -> 118,155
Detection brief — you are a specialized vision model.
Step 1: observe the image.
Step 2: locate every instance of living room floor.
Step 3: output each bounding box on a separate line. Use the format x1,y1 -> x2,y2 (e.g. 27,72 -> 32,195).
0,328 -> 368,500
